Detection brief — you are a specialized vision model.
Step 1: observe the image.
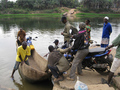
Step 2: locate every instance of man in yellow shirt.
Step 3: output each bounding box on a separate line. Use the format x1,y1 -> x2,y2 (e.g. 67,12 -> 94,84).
11,41 -> 31,79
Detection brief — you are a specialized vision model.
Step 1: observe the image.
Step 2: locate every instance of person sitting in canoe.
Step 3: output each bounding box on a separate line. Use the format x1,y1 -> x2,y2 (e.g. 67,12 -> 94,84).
11,41 -> 31,79
53,39 -> 59,49
45,45 -> 71,82
17,28 -> 26,46
44,39 -> 59,57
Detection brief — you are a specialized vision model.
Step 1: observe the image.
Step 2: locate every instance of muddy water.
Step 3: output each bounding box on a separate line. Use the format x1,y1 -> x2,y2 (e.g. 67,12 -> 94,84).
0,16 -> 120,90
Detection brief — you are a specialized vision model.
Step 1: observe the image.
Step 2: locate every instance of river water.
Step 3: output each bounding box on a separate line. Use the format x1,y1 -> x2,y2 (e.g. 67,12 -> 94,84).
0,16 -> 120,90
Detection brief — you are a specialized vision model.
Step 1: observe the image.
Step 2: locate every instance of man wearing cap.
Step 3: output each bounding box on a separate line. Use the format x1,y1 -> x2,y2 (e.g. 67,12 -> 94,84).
61,16 -> 78,47
53,39 -> 59,49
45,45 -> 71,82
44,39 -> 60,57
101,16 -> 112,48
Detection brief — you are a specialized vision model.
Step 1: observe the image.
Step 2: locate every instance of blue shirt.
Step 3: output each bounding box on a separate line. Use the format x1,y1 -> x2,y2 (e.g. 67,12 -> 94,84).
102,22 -> 112,38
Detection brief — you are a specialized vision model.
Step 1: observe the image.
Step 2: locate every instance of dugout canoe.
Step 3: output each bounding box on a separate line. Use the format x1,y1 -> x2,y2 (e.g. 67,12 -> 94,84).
16,42 -> 51,83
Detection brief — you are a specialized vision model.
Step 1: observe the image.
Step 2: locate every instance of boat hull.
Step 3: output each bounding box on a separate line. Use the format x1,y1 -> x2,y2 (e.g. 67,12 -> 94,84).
16,41 -> 51,83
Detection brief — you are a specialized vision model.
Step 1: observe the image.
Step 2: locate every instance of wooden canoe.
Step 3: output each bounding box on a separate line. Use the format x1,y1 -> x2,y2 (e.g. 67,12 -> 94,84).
16,42 -> 51,83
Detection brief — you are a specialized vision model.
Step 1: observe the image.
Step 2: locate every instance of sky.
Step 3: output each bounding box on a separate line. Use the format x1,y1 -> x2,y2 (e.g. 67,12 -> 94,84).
4,0 -> 81,2
8,0 -> 17,2
0,0 -> 17,2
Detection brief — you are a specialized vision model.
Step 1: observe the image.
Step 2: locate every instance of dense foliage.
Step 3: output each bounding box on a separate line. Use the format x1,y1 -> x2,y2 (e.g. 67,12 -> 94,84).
79,0 -> 120,12
0,0 -> 120,14
0,0 -> 79,10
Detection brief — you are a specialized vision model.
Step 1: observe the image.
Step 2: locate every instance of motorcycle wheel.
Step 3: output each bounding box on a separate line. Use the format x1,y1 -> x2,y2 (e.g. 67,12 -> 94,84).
95,54 -> 113,75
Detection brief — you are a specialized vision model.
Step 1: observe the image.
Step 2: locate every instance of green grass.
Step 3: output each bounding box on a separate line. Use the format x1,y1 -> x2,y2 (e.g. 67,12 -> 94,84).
76,13 -> 120,18
0,13 -> 62,18
1,12 -> 119,19
64,9 -> 69,12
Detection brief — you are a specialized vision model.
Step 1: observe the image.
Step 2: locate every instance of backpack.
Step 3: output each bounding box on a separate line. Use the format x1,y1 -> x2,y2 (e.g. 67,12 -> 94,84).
71,27 -> 78,35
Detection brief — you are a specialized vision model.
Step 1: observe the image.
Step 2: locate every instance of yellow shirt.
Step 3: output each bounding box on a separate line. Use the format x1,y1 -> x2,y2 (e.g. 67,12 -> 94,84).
16,46 -> 31,62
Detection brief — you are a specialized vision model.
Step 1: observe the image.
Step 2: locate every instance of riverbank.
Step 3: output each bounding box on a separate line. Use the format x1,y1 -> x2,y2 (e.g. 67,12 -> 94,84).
52,47 -> 117,90
1,12 -> 120,19
0,7 -> 120,18
76,13 -> 120,18
53,70 -> 114,90
0,13 -> 62,18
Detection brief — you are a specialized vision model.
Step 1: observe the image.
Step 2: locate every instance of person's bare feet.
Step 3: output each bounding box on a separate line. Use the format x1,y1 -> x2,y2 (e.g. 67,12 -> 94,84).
54,76 -> 64,83
66,77 -> 75,81
75,72 -> 83,76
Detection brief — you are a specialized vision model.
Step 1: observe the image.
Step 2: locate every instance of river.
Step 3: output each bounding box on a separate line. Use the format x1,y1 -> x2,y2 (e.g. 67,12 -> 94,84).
0,16 -> 120,90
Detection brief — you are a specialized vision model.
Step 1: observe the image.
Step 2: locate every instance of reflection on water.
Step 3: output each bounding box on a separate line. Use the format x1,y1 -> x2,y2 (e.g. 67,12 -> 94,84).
13,79 -> 53,90
0,16 -> 120,90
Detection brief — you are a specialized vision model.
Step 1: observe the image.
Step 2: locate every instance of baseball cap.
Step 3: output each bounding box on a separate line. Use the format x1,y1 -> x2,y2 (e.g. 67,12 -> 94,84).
53,39 -> 59,43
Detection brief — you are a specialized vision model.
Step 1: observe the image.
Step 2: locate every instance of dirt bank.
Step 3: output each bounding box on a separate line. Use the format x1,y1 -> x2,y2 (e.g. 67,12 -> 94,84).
63,8 -> 79,20
53,47 -> 116,90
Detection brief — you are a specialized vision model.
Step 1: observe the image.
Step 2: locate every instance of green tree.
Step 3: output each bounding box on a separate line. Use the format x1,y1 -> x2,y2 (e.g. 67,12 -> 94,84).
80,0 -> 112,10
1,0 -> 8,8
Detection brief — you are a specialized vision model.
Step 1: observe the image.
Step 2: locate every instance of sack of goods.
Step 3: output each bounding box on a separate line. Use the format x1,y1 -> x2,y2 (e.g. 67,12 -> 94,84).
74,76 -> 88,90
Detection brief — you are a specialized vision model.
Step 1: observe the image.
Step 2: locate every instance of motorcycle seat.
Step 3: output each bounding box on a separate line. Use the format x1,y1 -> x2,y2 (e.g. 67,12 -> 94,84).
88,47 -> 105,55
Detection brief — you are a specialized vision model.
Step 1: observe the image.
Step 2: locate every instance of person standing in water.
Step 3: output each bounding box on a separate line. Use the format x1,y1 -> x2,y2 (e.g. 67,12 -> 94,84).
11,41 -> 31,79
17,28 -> 26,46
